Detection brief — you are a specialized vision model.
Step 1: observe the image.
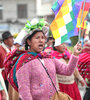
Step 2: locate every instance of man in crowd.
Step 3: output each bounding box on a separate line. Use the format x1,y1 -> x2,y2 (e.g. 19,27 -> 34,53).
0,31 -> 14,90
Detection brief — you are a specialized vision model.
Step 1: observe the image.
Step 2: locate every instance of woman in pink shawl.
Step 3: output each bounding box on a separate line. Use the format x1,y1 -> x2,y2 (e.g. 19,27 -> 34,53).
4,18 -> 82,100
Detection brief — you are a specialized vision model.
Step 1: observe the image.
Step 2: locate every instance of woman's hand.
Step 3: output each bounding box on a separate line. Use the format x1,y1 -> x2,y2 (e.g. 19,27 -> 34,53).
73,42 -> 82,56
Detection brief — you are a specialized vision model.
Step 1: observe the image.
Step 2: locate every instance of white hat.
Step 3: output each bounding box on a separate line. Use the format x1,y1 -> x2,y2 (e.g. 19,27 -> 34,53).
14,18 -> 47,45
42,26 -> 49,36
15,28 -> 42,45
14,29 -> 28,45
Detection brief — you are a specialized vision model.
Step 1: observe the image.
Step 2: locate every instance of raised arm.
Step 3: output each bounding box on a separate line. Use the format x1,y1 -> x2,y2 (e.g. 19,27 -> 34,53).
55,42 -> 82,76
54,55 -> 78,75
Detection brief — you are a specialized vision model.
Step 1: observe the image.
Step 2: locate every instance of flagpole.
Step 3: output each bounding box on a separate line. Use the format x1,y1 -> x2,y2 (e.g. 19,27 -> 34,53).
78,0 -> 86,42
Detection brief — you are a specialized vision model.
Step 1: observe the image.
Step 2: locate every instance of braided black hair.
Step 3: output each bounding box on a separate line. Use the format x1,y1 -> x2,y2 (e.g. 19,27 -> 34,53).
25,41 -> 29,50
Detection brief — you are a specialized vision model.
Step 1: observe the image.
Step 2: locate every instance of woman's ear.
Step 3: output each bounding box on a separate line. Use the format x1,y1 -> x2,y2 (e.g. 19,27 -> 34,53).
27,39 -> 31,46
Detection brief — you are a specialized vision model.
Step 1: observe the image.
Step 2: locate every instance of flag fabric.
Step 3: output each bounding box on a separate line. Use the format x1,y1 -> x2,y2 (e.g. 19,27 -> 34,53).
75,0 -> 83,2
77,0 -> 90,29
83,20 -> 88,29
51,0 -> 64,17
50,0 -> 78,44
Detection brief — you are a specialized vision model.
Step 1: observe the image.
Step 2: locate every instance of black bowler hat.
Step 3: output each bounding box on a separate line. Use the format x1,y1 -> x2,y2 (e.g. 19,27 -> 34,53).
2,31 -> 13,41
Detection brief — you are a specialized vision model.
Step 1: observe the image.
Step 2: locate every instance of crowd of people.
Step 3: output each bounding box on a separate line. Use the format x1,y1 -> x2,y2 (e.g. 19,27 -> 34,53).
0,17 -> 90,100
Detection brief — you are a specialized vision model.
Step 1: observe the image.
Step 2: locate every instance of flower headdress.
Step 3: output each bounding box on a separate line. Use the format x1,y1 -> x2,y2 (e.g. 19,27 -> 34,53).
14,18 -> 47,45
24,18 -> 46,33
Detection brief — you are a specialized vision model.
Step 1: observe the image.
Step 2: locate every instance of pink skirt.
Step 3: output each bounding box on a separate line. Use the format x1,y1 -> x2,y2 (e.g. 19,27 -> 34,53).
59,82 -> 81,100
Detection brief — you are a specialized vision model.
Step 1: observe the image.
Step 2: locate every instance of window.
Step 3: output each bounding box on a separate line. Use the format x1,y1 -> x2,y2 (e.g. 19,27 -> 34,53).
17,4 -> 27,19
42,0 -> 51,4
0,5 -> 3,20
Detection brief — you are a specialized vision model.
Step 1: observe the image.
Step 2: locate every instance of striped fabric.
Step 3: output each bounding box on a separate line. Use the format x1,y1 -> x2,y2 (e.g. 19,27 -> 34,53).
50,0 -> 78,44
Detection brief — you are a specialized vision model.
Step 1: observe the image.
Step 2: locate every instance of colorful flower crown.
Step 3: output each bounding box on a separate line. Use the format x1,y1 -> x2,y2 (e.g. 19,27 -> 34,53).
14,18 -> 48,45
24,18 -> 47,33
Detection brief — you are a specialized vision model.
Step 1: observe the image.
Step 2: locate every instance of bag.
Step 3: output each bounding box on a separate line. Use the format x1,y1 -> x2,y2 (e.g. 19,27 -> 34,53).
51,91 -> 72,100
38,58 -> 73,100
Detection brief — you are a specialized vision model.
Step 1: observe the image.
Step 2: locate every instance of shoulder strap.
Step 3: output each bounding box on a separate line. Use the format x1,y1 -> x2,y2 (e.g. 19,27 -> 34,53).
38,58 -> 58,93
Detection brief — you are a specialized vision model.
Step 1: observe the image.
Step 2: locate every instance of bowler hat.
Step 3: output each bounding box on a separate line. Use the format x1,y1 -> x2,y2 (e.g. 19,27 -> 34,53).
2,31 -> 13,41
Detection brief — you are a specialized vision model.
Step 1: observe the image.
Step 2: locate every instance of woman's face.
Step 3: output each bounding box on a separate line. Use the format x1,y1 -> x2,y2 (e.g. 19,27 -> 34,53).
27,32 -> 46,53
55,43 -> 66,53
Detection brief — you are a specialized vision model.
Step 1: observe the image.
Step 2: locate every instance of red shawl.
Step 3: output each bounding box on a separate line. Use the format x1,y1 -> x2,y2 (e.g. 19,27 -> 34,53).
78,52 -> 90,87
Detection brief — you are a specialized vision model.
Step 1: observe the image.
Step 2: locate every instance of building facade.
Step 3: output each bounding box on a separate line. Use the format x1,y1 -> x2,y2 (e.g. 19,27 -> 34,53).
0,0 -> 55,39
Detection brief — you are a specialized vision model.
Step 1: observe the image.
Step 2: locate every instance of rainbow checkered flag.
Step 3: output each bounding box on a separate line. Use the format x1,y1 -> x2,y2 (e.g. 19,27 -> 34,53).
51,0 -> 64,17
50,0 -> 78,44
76,0 -> 90,29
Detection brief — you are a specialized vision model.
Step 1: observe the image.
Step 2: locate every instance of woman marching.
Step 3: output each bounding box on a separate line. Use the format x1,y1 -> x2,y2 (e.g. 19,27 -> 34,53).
48,42 -> 85,100
4,18 -> 82,100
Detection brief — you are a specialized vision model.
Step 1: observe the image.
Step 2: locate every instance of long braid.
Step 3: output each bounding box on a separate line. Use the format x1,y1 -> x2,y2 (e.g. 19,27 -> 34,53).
25,41 -> 29,50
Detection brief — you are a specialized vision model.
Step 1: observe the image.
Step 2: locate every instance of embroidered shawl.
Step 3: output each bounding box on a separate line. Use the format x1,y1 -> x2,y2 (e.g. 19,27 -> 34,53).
78,52 -> 90,87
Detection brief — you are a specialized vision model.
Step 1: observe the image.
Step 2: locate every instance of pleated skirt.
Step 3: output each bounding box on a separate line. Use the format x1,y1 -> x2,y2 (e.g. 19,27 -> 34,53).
59,82 -> 81,100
